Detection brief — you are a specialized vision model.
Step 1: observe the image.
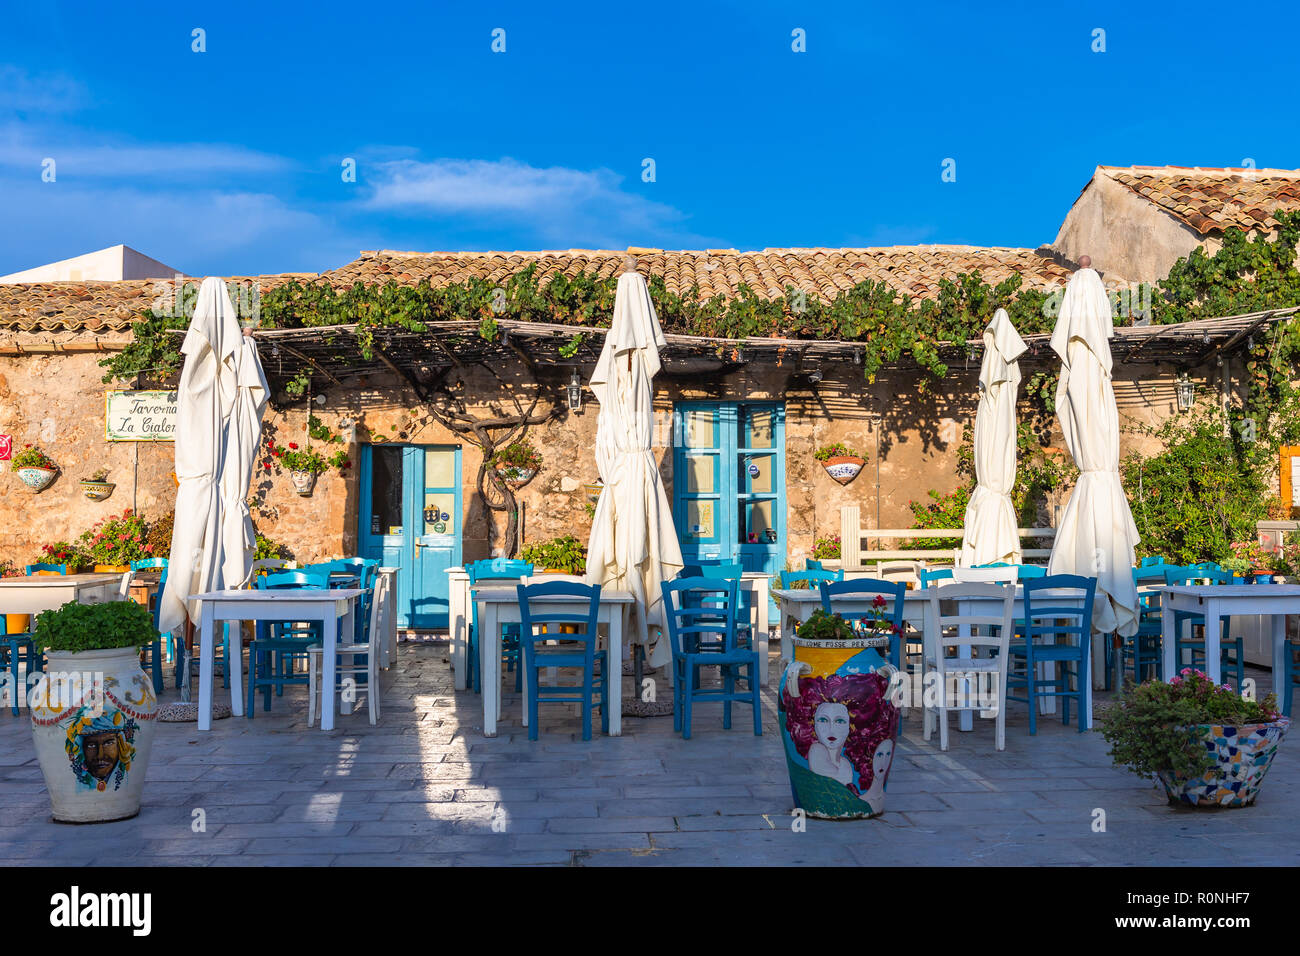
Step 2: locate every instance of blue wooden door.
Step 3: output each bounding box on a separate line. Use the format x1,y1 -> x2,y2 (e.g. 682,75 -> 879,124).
673,402 -> 785,619
359,444 -> 461,630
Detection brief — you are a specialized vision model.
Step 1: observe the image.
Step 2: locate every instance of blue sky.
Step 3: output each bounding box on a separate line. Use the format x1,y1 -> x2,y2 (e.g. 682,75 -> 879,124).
2,0 -> 1297,278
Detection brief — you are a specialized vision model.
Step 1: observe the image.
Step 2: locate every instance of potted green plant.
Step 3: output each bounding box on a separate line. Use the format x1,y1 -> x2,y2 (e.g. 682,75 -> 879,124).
492,442 -> 542,488
1229,540 -> 1276,583
79,468 -> 115,501
28,599 -> 160,822
812,534 -> 842,561
814,442 -> 865,485
1099,669 -> 1289,808
12,444 -> 58,492
79,510 -> 152,570
520,535 -> 587,574
779,605 -> 900,819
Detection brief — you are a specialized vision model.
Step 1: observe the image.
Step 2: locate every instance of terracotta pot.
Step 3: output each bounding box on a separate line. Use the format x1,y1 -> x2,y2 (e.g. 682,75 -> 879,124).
15,466 -> 57,493
821,456 -> 865,486
80,480 -> 115,501
290,470 -> 318,496
6,613 -> 30,634
778,636 -> 899,819
93,565 -> 130,574
30,646 -> 158,823
1157,719 -> 1290,807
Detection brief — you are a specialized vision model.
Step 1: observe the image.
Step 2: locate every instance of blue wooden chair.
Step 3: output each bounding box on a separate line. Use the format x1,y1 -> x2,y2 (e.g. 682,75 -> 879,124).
1163,566 -> 1245,688
819,578 -> 907,668
778,569 -> 842,591
25,563 -> 67,576
1106,567 -> 1166,687
805,559 -> 825,571
1138,555 -> 1168,568
1,615 -> 43,717
129,558 -> 173,694
975,562 -> 1047,579
467,558 -> 534,694
1005,574 -> 1096,734
246,569 -> 330,716
919,567 -> 954,589
516,581 -> 607,740
303,558 -> 379,643
661,577 -> 761,740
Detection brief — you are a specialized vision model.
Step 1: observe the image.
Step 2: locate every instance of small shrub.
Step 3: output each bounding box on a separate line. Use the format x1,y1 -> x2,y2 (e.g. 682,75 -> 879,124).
35,599 -> 159,653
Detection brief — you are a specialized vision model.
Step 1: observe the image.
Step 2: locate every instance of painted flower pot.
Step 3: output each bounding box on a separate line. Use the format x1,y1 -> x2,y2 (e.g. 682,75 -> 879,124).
290,470 -> 318,496
495,465 -> 536,488
80,480 -> 115,501
15,466 -> 57,493
583,481 -> 604,502
6,613 -> 30,635
778,636 -> 900,819
30,647 -> 158,823
821,456 -> 865,486
1157,719 -> 1290,808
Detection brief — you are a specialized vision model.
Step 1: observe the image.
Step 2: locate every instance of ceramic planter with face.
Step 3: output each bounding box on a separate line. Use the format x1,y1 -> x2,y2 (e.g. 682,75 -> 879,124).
1158,719 -> 1290,807
290,470 -> 318,496
30,646 -> 158,823
821,456 -> 865,485
778,636 -> 899,819
16,466 -> 57,493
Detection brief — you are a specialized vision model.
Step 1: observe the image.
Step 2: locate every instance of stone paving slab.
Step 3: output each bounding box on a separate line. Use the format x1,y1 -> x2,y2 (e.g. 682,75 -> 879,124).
0,641 -> 1295,866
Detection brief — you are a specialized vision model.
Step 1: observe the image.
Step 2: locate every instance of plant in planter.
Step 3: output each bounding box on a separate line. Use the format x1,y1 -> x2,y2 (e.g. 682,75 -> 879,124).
79,468 -> 115,501
29,599 -> 160,822
11,444 -> 58,492
262,434 -> 350,496
520,535 -> 586,574
812,534 -> 842,561
1229,540 -> 1276,581
813,442 -> 865,485
79,510 -> 151,569
492,442 -> 542,488
1099,669 -> 1288,808
34,542 -> 90,573
779,606 -> 900,819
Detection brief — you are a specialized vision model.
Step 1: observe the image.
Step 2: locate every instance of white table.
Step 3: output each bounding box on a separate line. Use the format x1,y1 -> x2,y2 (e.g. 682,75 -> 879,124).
473,586 -> 632,737
0,573 -> 126,614
1160,584 -> 1300,695
772,586 -> 1092,726
192,588 -> 362,731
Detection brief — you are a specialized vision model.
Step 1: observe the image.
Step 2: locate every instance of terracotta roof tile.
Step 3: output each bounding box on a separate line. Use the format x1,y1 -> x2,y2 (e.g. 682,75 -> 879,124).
1101,166 -> 1300,236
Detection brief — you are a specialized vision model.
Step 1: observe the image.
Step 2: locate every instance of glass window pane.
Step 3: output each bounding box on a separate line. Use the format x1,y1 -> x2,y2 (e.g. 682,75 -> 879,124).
746,408 -> 774,449
740,500 -> 776,544
684,410 -> 715,448
741,454 -> 773,493
684,454 -> 715,493
425,448 -> 455,488
423,492 -> 456,536
370,446 -> 403,535
686,500 -> 716,539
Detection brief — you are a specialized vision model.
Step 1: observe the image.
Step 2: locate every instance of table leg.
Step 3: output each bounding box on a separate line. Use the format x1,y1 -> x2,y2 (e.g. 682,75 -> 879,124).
452,580 -> 468,690
198,603 -> 215,731
608,606 -> 624,736
753,578 -> 770,686
320,608 -> 338,731
1204,599 -> 1223,685
1160,598 -> 1177,682
1271,613 -> 1286,705
957,619 -> 973,732
227,620 -> 244,716
482,602 -> 500,737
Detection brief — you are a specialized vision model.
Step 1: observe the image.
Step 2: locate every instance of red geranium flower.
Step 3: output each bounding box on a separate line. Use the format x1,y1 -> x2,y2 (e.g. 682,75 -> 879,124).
288,442 -> 298,450
872,594 -> 886,607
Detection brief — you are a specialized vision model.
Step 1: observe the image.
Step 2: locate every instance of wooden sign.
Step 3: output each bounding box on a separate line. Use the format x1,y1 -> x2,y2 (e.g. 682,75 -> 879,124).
105,390 -> 178,442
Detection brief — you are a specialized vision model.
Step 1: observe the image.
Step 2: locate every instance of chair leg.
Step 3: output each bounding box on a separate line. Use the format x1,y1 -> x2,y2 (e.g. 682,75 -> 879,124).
750,658 -> 762,736
672,663 -> 683,733
682,664 -> 695,740
246,648 -> 258,719
722,666 -> 733,731
937,691 -> 949,752
7,646 -> 19,718
307,651 -> 318,727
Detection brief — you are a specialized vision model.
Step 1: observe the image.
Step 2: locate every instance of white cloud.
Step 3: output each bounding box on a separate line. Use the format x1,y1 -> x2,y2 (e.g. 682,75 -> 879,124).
0,66 -> 87,113
363,156 -> 714,248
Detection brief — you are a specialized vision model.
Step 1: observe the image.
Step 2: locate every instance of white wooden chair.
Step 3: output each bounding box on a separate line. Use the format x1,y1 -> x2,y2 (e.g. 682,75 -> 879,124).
923,581 -> 1015,752
872,560 -> 923,589
118,571 -> 133,599
951,565 -> 1019,584
307,572 -> 388,726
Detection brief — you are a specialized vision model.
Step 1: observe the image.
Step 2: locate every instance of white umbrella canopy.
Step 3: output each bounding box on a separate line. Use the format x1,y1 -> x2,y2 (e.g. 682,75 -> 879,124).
961,308 -> 1027,567
157,278 -> 243,635
1047,267 -> 1140,638
219,331 -> 269,590
585,269 -> 684,668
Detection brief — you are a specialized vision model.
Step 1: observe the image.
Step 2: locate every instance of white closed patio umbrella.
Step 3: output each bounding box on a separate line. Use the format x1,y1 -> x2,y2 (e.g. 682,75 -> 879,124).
157,278 -> 243,637
961,308 -> 1027,567
1047,265 -> 1140,642
220,329 -> 269,590
586,264 -> 684,668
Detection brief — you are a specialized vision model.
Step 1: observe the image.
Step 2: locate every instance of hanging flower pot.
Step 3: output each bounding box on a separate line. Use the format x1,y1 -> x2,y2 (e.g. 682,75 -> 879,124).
16,466 -> 57,493
290,470 -> 318,496
80,470 -> 115,501
814,443 -> 865,486
492,441 -> 542,489
496,465 -> 536,488
583,480 -> 604,502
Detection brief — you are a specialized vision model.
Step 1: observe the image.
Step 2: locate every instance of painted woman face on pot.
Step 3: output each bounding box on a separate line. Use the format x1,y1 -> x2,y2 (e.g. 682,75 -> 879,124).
872,739 -> 894,780
813,702 -> 850,751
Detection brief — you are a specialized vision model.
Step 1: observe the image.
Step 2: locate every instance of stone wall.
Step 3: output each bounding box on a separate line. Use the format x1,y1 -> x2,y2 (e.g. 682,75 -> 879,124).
0,349 -> 1240,571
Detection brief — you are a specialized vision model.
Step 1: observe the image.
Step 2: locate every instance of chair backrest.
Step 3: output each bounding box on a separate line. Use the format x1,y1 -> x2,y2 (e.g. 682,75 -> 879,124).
661,577 -> 740,658
871,560 -> 922,589
250,558 -> 296,576
973,561 -> 1047,580
1133,564 -> 1169,585
367,571 -> 390,647
805,559 -> 825,571
333,556 -> 380,589
952,565 -> 1019,584
919,567 -> 953,589
523,573 -> 586,584
26,563 -> 67,576
1022,574 -> 1096,646
1189,561 -> 1223,572
1163,566 -> 1233,587
130,557 -> 168,573
118,571 -> 133,598
467,558 -> 535,584
926,581 -> 1016,653
819,578 -> 906,632
678,562 -> 744,580
1138,556 -> 1167,568
516,581 -> 602,664
256,569 -> 329,590
779,569 -> 843,591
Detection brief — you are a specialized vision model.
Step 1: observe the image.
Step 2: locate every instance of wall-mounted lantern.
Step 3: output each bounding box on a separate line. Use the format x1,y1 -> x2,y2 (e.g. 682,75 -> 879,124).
1176,373 -> 1195,412
567,368 -> 583,413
